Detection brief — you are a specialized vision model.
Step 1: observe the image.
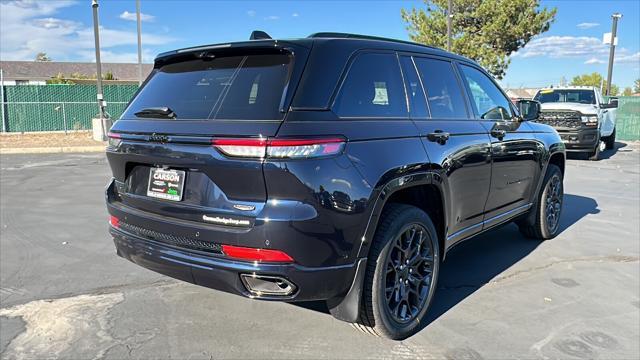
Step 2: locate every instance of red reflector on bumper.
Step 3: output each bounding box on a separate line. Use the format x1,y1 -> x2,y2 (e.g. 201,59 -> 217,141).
222,245 -> 294,263
109,215 -> 119,228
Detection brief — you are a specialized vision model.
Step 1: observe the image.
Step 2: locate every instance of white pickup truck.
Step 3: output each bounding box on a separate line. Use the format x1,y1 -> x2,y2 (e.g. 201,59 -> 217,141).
532,86 -> 618,160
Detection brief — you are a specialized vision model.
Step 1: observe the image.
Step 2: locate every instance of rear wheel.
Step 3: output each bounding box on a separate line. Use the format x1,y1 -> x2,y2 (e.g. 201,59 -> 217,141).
518,164 -> 563,239
605,128 -> 616,150
354,204 -> 440,340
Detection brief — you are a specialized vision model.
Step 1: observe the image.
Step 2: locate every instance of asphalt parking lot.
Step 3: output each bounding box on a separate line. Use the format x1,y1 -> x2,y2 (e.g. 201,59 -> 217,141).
1,143 -> 639,359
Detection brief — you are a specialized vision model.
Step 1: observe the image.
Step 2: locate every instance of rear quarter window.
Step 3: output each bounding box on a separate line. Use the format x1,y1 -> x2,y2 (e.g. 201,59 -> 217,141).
332,53 -> 408,118
121,53 -> 291,121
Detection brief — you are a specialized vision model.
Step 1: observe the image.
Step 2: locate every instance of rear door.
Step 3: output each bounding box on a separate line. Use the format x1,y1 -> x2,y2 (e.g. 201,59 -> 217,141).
107,44 -> 308,225
404,55 -> 492,245
456,63 -> 543,226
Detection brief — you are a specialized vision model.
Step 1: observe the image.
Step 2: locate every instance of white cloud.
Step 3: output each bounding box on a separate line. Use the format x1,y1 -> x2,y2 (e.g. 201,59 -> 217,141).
585,58 -> 605,65
514,35 -> 639,69
292,13 -> 299,17
577,22 -> 599,29
247,10 -> 256,17
264,15 -> 280,20
616,52 -> 640,64
119,10 -> 155,22
513,36 -> 609,59
0,0 -> 174,63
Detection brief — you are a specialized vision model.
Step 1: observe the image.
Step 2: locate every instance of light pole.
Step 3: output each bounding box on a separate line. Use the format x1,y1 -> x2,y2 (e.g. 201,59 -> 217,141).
91,0 -> 106,120
446,0 -> 453,51
605,13 -> 622,96
136,0 -> 143,85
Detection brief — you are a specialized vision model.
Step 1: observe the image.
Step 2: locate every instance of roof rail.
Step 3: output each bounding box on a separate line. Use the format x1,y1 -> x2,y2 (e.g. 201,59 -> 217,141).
308,32 -> 439,50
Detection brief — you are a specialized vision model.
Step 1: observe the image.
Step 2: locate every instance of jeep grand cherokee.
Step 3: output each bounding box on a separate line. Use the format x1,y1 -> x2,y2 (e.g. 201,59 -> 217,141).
106,32 -> 566,339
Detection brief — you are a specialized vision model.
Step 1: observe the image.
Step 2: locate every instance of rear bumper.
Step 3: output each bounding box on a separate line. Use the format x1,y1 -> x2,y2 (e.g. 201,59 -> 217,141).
110,226 -> 357,302
557,128 -> 599,151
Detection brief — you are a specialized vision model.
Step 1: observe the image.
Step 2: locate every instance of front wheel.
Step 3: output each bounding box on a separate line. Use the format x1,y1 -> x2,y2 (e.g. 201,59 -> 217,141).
605,128 -> 616,150
354,204 -> 440,340
588,140 -> 605,161
518,164 -> 564,239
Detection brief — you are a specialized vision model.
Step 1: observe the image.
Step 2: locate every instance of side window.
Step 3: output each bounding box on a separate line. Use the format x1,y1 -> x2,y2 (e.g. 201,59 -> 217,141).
459,65 -> 513,120
333,53 -> 407,118
413,57 -> 468,119
400,56 -> 429,118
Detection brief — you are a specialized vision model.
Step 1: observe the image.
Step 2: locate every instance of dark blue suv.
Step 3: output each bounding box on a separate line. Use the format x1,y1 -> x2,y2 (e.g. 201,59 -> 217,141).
106,32 -> 565,339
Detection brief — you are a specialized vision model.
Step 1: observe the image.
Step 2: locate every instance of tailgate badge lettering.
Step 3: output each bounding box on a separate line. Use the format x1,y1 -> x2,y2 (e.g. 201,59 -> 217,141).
202,215 -> 251,227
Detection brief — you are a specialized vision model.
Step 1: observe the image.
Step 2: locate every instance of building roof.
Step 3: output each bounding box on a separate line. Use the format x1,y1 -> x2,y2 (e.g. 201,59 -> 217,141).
0,61 -> 153,82
505,88 -> 539,99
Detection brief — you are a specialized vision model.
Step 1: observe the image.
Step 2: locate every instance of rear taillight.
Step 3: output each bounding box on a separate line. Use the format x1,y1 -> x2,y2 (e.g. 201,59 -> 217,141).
107,132 -> 122,147
222,245 -> 294,263
212,137 -> 345,159
109,215 -> 119,228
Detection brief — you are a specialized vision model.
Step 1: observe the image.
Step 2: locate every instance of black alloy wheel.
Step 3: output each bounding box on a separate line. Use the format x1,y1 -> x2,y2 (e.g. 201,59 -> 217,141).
384,223 -> 434,323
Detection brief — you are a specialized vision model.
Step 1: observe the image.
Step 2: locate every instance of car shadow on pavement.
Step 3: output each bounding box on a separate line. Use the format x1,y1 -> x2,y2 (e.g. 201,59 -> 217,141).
598,141 -> 627,160
422,193 -> 599,329
566,141 -> 626,161
290,194 -> 600,330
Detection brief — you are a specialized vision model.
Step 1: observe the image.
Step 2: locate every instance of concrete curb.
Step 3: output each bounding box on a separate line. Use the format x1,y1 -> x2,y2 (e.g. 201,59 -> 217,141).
0,146 -> 106,155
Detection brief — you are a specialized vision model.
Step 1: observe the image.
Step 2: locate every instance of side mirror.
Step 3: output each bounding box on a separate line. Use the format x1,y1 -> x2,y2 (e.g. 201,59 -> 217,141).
607,97 -> 618,108
515,99 -> 541,121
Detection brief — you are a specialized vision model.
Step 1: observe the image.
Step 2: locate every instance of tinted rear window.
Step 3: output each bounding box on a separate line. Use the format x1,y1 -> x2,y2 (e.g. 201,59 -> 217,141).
333,53 -> 407,118
414,58 -> 468,119
122,54 -> 291,120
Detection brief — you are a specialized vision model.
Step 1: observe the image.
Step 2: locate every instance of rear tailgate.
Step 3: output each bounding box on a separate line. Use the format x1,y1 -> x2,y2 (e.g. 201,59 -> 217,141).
107,41 -> 309,226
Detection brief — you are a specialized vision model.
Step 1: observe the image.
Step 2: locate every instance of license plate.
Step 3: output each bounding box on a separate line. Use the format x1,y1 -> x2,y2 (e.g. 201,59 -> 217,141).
147,168 -> 185,201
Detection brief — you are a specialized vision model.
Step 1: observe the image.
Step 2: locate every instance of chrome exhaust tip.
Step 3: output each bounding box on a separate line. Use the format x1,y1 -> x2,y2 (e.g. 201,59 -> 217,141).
240,274 -> 296,297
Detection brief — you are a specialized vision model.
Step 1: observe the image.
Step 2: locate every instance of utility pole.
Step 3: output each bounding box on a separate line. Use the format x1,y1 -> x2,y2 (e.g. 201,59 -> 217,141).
91,0 -> 105,120
0,68 -> 5,133
446,0 -> 453,51
136,0 -> 143,85
605,13 -> 622,96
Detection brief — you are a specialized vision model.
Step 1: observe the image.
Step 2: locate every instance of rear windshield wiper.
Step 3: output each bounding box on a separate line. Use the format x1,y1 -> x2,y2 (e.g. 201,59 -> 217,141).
134,107 -> 177,119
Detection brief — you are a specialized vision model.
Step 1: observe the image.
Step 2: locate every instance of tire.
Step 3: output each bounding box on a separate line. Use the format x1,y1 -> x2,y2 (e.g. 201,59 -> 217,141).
605,128 -> 616,150
588,140 -> 603,161
354,203 -> 440,340
518,164 -> 564,240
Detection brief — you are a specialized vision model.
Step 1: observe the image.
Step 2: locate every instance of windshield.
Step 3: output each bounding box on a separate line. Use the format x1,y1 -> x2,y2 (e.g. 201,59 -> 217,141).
122,53 -> 292,120
534,89 -> 596,105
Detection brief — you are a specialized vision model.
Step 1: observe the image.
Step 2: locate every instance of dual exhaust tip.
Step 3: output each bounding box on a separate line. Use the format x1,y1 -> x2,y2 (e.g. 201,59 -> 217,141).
240,274 -> 296,297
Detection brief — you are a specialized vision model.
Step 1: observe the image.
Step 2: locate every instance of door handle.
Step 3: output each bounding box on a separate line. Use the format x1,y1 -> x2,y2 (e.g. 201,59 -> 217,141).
426,130 -> 450,144
491,129 -> 506,139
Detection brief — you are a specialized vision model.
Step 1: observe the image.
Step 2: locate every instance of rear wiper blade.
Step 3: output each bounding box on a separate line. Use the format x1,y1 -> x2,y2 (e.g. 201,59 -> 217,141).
134,107 -> 177,119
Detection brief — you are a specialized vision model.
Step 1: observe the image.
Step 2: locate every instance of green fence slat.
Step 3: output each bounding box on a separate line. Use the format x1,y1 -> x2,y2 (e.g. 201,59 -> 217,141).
2,84 -> 138,132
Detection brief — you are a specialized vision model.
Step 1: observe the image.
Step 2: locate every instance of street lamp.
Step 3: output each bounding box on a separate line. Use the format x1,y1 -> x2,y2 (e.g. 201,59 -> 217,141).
605,13 -> 622,96
91,0 -> 106,120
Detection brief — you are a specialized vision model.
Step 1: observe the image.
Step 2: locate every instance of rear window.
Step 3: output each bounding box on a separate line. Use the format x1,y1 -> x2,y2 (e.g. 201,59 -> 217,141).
333,53 -> 407,118
413,58 -> 468,119
122,54 -> 292,120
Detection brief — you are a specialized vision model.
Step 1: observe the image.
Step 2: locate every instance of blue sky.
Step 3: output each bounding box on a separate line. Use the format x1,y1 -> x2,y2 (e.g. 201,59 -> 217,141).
1,0 -> 638,88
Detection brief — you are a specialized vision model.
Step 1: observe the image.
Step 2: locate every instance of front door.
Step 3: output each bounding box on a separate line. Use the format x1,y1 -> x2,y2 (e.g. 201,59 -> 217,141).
457,64 -> 543,227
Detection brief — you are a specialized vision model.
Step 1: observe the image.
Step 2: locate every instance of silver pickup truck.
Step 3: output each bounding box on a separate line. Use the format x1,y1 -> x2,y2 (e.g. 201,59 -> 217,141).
532,86 -> 617,160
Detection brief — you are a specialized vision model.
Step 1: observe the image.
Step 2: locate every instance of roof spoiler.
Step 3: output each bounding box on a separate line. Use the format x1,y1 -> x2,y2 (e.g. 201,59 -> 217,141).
250,30 -> 272,40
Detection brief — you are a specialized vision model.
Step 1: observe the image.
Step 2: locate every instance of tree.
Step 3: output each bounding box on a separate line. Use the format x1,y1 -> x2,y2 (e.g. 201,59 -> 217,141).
401,0 -> 556,79
35,52 -> 51,62
570,72 -> 619,96
622,87 -> 633,96
634,79 -> 640,94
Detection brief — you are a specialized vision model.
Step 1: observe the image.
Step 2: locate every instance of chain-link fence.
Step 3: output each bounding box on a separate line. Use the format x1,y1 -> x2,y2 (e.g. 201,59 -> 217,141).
613,96 -> 640,141
1,84 -> 138,132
